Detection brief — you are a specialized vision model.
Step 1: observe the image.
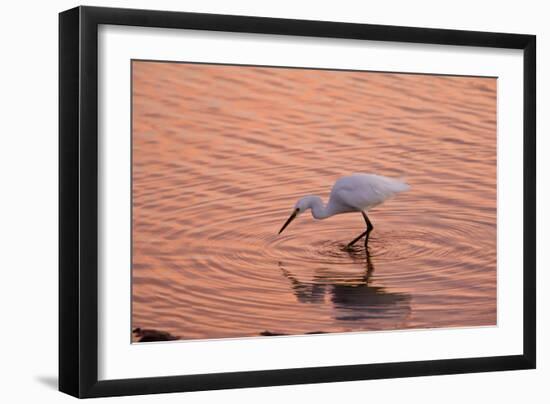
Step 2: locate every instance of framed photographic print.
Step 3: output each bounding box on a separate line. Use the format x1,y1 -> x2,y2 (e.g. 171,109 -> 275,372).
59,6 -> 536,398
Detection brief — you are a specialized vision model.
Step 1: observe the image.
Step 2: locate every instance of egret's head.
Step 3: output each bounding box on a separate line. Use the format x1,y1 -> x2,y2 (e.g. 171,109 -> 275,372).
278,196 -> 320,234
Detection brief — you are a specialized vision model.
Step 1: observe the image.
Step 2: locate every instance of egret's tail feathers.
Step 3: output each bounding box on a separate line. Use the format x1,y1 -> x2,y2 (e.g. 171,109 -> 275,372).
385,176 -> 410,194
344,173 -> 410,207
395,178 -> 411,193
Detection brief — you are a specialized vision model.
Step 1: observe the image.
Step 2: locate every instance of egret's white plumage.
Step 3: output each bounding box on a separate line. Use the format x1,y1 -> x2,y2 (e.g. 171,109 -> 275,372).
278,173 -> 410,247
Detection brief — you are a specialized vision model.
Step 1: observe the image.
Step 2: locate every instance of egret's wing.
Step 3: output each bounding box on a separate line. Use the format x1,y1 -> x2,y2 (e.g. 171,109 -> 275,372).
326,181 -> 360,213
330,174 -> 410,212
334,181 -> 386,210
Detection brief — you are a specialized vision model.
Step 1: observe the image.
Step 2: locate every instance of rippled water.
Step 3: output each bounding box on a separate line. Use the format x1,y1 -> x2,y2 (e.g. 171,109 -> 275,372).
131,61 -> 496,342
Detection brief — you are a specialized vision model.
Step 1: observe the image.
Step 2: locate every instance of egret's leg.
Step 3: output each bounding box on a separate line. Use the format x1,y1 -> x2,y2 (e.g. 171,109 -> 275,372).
346,212 -> 374,249
362,212 -> 374,231
362,212 -> 374,247
346,230 -> 368,248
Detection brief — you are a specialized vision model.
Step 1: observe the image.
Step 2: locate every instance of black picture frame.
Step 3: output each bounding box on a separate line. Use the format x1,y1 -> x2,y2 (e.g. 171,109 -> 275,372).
59,5 -> 536,398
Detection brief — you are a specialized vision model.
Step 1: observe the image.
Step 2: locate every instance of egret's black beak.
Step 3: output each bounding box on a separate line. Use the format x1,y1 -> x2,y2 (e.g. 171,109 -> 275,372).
278,209 -> 299,234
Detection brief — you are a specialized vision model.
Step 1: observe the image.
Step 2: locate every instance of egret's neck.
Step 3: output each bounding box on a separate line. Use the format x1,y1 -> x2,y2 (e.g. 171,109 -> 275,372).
307,196 -> 331,219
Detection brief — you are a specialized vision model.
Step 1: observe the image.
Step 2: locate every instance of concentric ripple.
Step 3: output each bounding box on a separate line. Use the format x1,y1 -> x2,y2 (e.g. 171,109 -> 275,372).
131,61 -> 497,341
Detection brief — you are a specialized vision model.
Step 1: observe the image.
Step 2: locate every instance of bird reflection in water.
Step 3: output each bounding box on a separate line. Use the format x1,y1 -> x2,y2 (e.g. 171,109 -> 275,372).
279,245 -> 411,325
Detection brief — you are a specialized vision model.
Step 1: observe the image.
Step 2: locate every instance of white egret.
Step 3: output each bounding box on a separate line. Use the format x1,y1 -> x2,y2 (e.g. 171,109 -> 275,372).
278,173 -> 410,248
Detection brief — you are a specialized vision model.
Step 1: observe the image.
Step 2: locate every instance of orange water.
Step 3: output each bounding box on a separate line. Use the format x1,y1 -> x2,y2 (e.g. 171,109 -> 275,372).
131,61 -> 496,341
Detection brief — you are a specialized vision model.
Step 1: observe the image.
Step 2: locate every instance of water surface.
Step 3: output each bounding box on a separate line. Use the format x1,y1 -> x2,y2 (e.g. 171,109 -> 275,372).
131,61 -> 497,341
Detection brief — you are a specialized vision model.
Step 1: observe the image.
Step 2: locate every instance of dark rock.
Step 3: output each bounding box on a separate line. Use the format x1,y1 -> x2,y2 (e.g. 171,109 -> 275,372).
259,330 -> 288,336
133,327 -> 179,342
